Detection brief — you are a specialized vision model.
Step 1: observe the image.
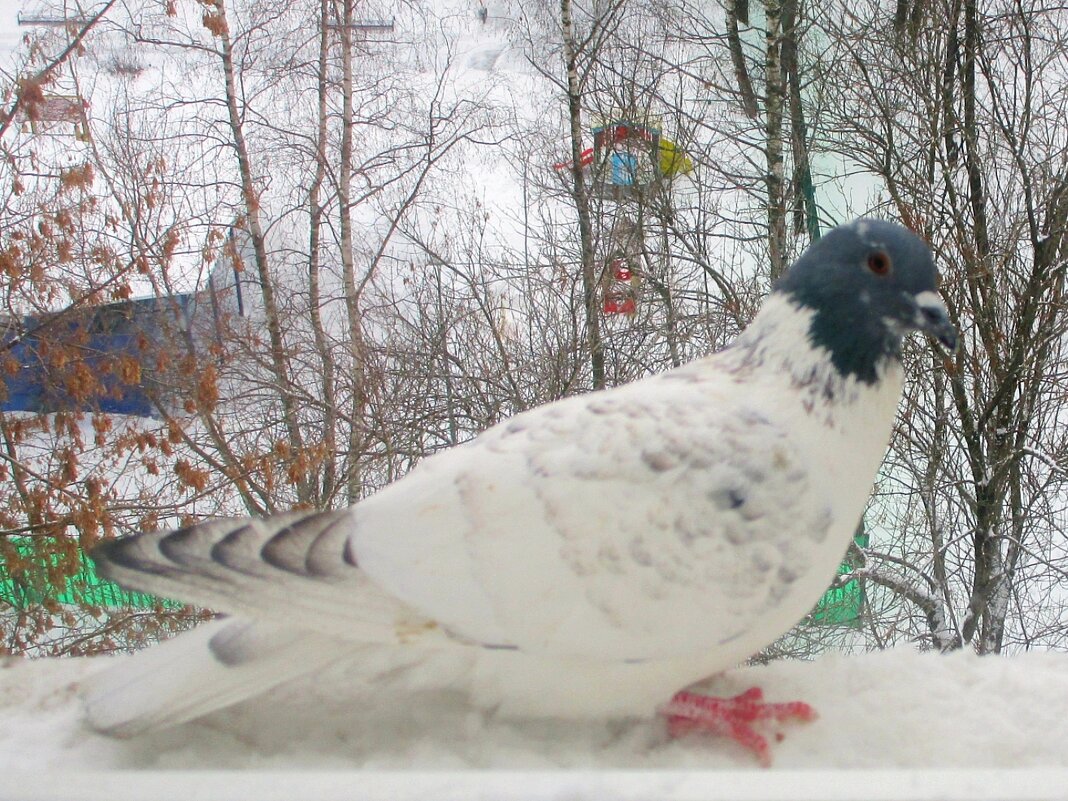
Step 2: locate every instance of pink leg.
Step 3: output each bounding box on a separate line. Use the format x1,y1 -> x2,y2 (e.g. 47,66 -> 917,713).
660,687 -> 816,767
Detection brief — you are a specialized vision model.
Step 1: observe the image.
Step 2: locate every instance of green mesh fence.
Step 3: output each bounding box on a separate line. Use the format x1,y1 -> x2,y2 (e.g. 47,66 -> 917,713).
0,538 -> 177,610
811,564 -> 864,626
811,522 -> 868,627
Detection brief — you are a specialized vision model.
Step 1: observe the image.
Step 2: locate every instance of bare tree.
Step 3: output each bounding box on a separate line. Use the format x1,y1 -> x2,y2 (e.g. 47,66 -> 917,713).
821,0 -> 1068,653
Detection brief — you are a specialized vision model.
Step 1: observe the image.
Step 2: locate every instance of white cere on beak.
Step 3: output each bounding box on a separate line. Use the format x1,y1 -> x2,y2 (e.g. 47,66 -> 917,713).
913,290 -> 957,350
914,290 -> 947,325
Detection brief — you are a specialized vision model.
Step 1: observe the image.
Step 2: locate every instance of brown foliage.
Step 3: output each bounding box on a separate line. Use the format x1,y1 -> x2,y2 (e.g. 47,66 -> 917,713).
202,12 -> 228,37
174,459 -> 209,492
59,163 -> 94,193
195,363 -> 218,412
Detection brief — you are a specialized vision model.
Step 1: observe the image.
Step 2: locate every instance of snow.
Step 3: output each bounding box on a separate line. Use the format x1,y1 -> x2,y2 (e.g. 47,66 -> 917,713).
5,770 -> 1068,801
2,646 -> 1068,798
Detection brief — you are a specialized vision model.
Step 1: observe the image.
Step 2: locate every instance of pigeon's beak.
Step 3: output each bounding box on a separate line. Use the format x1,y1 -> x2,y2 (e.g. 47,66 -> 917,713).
913,291 -> 958,352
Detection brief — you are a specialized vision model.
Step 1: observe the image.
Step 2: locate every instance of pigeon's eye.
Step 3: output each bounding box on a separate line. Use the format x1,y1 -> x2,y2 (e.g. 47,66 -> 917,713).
866,251 -> 892,276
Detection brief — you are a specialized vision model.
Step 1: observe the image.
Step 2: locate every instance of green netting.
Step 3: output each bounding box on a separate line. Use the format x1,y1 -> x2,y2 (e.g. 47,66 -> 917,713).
812,522 -> 869,626
0,538 -> 178,610
812,565 -> 864,626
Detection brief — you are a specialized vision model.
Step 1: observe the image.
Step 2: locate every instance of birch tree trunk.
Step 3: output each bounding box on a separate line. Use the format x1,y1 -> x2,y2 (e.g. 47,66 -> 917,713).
337,0 -> 370,504
560,0 -> 606,390
307,0 -> 339,508
764,0 -> 788,280
780,0 -> 819,242
214,0 -> 312,507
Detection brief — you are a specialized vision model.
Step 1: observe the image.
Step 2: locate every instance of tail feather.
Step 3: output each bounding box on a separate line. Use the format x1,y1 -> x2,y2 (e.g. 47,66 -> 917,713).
90,509 -> 414,639
81,618 -> 343,737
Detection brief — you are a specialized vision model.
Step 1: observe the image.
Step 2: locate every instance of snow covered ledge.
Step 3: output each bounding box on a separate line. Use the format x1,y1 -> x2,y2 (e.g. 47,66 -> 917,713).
2,649 -> 1067,798
3,770 -> 1068,801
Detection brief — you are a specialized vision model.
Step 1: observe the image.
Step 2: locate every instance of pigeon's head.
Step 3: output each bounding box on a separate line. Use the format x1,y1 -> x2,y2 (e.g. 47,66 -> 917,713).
773,218 -> 957,383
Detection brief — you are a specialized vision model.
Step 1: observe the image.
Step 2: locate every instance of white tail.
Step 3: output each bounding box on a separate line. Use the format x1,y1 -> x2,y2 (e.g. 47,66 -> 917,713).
81,618 -> 342,736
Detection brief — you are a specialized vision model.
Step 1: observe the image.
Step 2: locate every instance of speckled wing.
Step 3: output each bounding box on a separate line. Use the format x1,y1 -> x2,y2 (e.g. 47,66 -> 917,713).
351,366 -> 833,662
93,362 -> 832,662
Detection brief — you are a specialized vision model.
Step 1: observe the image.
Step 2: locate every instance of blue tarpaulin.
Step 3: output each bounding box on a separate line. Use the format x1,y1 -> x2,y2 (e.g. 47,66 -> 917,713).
1,294 -> 194,418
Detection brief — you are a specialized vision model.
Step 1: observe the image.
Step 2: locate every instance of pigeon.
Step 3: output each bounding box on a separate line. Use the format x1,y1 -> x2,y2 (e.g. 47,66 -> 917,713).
83,218 -> 956,764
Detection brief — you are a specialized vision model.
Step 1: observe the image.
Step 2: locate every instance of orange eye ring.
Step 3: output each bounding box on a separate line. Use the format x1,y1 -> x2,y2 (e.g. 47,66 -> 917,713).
867,251 -> 891,275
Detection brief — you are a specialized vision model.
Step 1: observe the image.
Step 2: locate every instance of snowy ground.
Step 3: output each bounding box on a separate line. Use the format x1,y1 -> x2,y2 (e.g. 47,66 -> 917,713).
2,647 -> 1068,798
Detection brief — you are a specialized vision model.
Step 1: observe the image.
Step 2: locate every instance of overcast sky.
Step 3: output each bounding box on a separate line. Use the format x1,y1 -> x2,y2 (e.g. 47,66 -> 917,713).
0,3 -> 25,74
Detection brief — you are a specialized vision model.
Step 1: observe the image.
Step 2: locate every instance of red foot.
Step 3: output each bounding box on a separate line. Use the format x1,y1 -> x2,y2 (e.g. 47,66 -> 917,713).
660,687 -> 816,767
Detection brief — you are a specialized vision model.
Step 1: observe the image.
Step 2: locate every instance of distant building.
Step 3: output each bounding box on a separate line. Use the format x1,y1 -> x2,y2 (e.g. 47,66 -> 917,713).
0,228 -> 258,418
